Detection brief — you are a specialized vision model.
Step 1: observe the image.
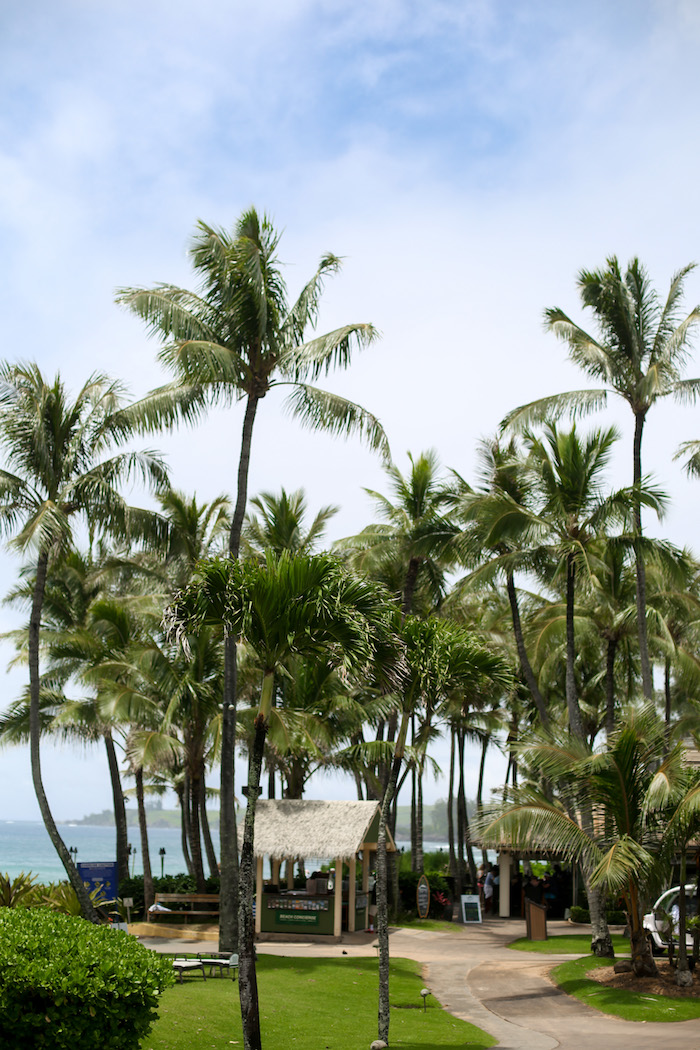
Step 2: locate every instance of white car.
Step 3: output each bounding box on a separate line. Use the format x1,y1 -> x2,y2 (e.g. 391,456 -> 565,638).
643,884 -> 698,954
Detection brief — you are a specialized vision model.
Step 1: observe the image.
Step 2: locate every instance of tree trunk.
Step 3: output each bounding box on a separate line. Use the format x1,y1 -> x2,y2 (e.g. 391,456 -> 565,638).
104,729 -> 129,887
29,550 -> 100,922
506,571 -> 549,729
410,716 -> 417,872
199,764 -> 219,879
135,767 -> 154,914
238,715 -> 267,1050
401,556 -> 421,621
220,392 -> 260,952
176,782 -> 195,879
676,849 -> 692,985
632,409 -> 653,701
565,552 -> 585,741
664,657 -> 672,756
447,727 -> 457,878
585,876 -> 614,958
189,767 -> 207,891
604,637 -> 617,739
477,733 -> 489,867
415,756 -> 424,874
377,713 -> 408,1046
457,729 -> 476,889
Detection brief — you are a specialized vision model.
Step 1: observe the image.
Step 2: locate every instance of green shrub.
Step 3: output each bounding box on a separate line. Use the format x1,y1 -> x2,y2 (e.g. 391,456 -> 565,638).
0,908 -> 174,1049
568,905 -> 627,925
0,871 -> 40,908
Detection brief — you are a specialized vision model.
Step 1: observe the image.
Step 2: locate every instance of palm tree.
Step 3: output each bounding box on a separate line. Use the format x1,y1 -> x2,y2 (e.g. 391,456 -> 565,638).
1,551 -> 134,884
165,551 -> 402,1050
374,615 -> 511,1045
336,450 -> 456,619
503,257 -> 700,701
117,208 -> 388,949
451,437 -> 552,729
241,487 -> 338,561
522,422 -> 662,740
0,363 -> 168,920
481,706 -> 700,972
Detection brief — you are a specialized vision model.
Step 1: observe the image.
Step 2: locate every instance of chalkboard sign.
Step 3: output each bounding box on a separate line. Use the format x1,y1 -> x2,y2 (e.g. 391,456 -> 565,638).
416,874 -> 430,919
460,894 -> 482,924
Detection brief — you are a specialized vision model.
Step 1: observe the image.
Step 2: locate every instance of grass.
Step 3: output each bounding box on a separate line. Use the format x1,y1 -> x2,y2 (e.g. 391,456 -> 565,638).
508,933 -> 631,955
551,956 -> 700,1023
396,916 -> 463,933
143,955 -> 495,1050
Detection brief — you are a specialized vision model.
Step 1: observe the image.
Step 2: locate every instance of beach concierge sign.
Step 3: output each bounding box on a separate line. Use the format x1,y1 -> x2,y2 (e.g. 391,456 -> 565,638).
77,861 -> 118,903
416,874 -> 430,919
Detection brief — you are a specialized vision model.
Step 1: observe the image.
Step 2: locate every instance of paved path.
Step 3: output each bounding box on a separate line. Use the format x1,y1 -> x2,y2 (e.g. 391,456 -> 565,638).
138,919 -> 700,1049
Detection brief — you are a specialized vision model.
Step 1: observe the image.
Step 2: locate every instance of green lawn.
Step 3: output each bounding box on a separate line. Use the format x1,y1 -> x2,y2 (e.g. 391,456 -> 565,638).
551,956 -> 700,1023
143,955 -> 495,1050
508,933 -> 631,955
396,917 -> 464,933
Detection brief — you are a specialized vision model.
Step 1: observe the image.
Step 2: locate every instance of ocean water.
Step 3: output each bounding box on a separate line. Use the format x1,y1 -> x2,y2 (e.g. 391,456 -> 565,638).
0,821 -> 205,883
0,820 -> 458,886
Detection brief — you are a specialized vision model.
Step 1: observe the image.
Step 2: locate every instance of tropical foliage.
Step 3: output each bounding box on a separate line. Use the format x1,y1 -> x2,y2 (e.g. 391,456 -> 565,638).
2,237 -> 700,1046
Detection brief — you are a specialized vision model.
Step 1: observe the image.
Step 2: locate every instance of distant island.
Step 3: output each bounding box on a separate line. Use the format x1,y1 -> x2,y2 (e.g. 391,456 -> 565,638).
72,799 -> 472,839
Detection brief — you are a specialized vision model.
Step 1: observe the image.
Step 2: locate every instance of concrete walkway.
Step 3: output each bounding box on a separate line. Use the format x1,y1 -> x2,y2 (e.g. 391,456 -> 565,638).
138,919 -> 700,1049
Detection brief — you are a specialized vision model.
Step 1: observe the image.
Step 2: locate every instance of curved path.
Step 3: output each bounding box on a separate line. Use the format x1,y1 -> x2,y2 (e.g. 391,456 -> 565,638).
139,918 -> 700,1049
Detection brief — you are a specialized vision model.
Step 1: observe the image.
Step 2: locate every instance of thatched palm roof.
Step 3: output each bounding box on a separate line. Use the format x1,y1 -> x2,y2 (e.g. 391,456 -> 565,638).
247,799 -> 394,860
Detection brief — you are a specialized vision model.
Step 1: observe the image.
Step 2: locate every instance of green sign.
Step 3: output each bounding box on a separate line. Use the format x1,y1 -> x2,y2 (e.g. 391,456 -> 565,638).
277,911 -> 319,926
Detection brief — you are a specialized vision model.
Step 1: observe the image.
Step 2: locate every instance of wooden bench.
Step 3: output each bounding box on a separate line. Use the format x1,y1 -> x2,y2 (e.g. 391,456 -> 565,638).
149,892 -> 220,923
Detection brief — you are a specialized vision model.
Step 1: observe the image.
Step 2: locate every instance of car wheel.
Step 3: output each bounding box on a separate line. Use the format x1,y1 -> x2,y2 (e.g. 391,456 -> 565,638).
648,934 -> 665,957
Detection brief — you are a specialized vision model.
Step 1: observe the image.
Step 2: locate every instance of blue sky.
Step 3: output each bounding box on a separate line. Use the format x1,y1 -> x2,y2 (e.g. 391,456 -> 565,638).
2,0 -> 700,823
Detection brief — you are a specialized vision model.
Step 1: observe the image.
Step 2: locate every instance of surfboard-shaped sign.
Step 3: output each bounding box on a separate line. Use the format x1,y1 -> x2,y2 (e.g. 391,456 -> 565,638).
416,874 -> 430,919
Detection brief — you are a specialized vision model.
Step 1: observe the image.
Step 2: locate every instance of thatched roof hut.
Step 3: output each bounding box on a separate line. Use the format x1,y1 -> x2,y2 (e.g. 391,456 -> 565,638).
249,799 -> 395,860
247,800 -> 395,940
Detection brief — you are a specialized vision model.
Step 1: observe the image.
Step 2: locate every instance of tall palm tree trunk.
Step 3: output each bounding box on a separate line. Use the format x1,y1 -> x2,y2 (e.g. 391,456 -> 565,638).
377,714 -> 408,1046
199,765 -> 219,879
188,768 -> 207,891
220,391 -> 261,953
457,729 -> 476,889
565,553 -> 585,740
447,727 -> 457,878
506,571 -> 549,729
415,755 -> 424,874
30,550 -> 100,922
135,767 -> 154,914
477,734 -> 489,867
176,782 -> 195,879
633,410 -> 653,701
604,638 -> 618,738
238,715 -> 267,1050
104,729 -> 129,886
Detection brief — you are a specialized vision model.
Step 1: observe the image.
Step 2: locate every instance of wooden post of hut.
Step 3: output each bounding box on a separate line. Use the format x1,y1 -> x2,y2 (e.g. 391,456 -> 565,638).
348,856 -> 357,932
498,852 -> 511,918
334,857 -> 343,938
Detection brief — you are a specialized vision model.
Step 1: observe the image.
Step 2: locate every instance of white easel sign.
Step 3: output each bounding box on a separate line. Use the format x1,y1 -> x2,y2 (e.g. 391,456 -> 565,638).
461,894 -> 482,923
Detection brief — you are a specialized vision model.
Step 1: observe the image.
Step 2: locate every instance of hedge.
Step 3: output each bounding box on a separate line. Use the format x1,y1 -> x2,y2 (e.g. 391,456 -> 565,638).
569,904 -> 627,925
0,909 -> 174,1050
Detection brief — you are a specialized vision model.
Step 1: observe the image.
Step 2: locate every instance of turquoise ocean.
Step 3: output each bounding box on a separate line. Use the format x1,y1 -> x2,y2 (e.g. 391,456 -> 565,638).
0,821 -> 204,883
0,821 -> 450,885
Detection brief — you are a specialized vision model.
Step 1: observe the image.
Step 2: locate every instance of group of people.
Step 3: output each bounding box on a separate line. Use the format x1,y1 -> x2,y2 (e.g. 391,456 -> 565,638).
476,862 -> 572,918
